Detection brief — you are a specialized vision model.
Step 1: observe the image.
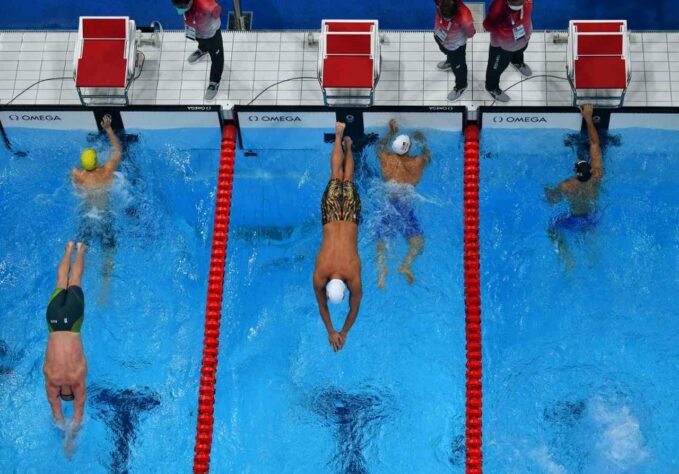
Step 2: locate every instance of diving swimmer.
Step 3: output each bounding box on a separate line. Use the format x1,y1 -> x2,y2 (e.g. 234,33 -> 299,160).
313,122 -> 363,352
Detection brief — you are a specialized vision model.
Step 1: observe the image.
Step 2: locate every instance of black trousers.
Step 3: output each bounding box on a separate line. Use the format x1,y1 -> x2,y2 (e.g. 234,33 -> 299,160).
434,36 -> 468,89
197,29 -> 224,84
485,44 -> 528,91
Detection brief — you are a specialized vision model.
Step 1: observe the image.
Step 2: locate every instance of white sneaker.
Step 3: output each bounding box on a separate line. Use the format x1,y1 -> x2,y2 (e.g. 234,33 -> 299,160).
487,88 -> 510,102
447,86 -> 467,101
205,82 -> 219,100
511,62 -> 532,77
437,61 -> 452,70
188,50 -> 208,64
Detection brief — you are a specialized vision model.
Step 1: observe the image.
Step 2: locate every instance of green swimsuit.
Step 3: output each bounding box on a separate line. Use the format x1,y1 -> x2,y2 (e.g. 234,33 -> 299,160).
46,286 -> 85,333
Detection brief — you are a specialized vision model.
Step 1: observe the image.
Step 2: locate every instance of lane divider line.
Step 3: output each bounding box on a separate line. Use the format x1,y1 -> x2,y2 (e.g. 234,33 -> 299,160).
463,123 -> 483,474
193,124 -> 236,474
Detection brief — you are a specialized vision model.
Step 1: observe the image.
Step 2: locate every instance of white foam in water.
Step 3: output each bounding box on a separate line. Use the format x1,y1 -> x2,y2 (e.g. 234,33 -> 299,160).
591,397 -> 649,469
298,170 -> 310,187
529,446 -> 567,474
110,171 -> 133,203
247,308 -> 269,341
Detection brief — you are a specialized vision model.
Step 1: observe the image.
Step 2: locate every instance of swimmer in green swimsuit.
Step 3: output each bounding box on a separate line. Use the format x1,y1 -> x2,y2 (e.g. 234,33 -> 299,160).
314,122 -> 363,353
43,242 -> 89,430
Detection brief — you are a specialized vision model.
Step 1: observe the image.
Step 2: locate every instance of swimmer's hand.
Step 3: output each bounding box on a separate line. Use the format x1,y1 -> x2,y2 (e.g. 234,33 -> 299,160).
413,131 -> 425,142
54,416 -> 67,431
64,419 -> 81,459
579,104 -> 593,120
389,119 -> 398,133
101,114 -> 113,132
328,331 -> 344,352
338,331 -> 347,351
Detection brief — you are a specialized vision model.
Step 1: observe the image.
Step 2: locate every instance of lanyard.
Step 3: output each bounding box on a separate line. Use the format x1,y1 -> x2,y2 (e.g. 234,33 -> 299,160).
439,17 -> 453,32
508,6 -> 524,25
184,13 -> 197,27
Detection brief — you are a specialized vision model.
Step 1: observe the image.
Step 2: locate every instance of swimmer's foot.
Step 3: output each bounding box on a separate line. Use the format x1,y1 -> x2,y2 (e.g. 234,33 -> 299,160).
377,267 -> 388,290
335,121 -> 346,136
397,264 -> 415,285
343,135 -> 353,149
65,241 -> 75,254
76,242 -> 88,254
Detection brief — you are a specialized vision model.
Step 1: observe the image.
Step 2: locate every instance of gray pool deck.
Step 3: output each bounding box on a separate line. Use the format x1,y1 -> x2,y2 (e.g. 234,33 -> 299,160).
1,30 -> 678,109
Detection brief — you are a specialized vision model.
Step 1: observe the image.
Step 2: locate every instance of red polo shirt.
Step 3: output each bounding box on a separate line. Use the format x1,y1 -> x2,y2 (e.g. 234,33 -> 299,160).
483,0 -> 533,52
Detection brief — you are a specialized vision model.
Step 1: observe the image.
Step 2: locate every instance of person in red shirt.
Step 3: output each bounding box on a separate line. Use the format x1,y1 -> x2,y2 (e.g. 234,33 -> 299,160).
172,0 -> 224,100
433,0 -> 476,101
483,0 -> 533,102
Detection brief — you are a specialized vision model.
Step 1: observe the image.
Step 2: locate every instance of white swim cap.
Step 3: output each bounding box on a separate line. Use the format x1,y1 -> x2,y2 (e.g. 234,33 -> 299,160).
326,279 -> 347,304
391,135 -> 411,155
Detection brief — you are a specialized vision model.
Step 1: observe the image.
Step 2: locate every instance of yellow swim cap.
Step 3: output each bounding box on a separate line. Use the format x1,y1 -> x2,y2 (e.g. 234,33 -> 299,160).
81,149 -> 98,171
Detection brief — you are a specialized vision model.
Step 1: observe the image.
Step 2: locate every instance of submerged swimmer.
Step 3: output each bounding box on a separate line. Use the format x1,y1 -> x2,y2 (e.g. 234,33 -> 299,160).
544,104 -> 604,270
375,119 -> 431,288
43,242 -> 89,442
71,115 -> 121,302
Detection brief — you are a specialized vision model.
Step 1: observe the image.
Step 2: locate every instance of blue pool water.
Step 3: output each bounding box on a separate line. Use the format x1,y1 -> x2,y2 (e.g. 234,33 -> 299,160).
211,128 -> 467,472
480,127 -> 679,472
0,126 -> 221,472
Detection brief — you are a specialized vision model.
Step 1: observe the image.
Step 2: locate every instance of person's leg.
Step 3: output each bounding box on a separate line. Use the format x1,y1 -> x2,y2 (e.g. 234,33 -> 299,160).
330,122 -> 345,180
56,242 -> 74,289
206,30 -> 224,84
510,44 -> 528,67
398,235 -> 424,284
99,219 -> 116,305
377,240 -> 388,289
448,44 -> 468,89
548,226 -> 575,271
68,243 -> 87,288
434,36 -> 452,69
342,136 -> 354,181
485,45 -> 513,91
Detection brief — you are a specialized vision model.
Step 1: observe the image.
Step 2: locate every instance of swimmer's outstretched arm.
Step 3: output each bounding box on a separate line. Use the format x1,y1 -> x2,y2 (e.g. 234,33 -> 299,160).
339,277 -> 362,339
580,105 -> 603,179
101,115 -> 122,173
313,274 -> 335,334
72,382 -> 86,425
377,119 -> 399,156
45,381 -> 64,422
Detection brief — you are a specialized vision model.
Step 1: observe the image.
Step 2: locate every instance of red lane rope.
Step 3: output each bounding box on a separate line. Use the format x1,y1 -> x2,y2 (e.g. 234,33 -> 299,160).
193,124 -> 236,474
463,123 -> 483,474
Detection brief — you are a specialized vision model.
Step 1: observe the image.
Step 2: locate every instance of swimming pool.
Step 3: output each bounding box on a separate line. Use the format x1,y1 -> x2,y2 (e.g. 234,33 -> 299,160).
479,126 -> 679,472
210,125 -> 468,472
0,125 -> 221,472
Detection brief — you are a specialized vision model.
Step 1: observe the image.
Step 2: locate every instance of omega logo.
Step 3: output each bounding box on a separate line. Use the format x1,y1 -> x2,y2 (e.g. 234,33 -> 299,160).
248,115 -> 302,122
493,116 -> 547,123
8,114 -> 62,121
